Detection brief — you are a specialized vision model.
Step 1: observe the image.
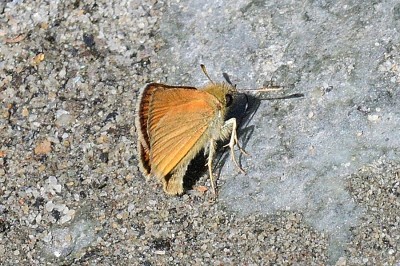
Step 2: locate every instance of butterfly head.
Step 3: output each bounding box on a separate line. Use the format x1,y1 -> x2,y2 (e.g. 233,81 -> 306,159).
203,82 -> 237,108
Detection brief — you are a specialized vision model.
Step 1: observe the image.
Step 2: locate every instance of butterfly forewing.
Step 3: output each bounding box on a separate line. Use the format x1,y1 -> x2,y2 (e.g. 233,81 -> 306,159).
147,87 -> 220,177
136,84 -> 198,175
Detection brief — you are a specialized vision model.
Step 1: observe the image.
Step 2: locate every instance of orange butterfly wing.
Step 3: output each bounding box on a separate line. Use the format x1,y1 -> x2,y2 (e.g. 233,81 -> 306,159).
136,84 -> 161,175
141,84 -> 221,178
136,84 -> 197,175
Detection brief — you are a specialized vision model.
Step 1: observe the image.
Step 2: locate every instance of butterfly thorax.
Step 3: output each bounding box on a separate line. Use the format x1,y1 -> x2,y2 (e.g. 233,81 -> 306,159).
201,83 -> 236,140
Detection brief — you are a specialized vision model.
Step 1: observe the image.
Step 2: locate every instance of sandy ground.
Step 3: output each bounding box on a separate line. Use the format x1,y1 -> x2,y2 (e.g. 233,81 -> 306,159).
0,1 -> 399,265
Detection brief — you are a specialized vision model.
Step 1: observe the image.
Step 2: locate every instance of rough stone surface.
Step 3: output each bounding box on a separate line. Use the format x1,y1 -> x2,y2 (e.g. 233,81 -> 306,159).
0,0 -> 399,265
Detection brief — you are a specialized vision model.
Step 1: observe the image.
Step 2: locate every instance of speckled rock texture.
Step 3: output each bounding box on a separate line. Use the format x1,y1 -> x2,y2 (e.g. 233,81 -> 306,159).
0,0 -> 399,265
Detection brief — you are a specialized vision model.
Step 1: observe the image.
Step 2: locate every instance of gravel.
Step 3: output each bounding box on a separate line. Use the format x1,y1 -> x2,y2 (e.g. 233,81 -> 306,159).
0,1 -> 399,265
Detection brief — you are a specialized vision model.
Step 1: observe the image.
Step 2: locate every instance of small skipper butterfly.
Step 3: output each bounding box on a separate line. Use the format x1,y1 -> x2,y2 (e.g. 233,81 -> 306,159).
135,65 -> 248,195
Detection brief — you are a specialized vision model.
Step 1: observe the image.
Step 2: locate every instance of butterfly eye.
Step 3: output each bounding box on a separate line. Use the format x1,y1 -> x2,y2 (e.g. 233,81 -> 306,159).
225,94 -> 233,107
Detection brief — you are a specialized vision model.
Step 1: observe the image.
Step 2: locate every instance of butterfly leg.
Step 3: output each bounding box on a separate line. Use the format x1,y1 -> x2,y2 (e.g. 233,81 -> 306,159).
206,140 -> 217,194
221,118 -> 247,174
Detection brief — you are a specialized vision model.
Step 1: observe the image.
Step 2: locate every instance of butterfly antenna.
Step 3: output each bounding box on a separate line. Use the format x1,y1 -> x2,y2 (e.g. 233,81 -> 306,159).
244,87 -> 283,92
222,72 -> 235,86
200,64 -> 215,84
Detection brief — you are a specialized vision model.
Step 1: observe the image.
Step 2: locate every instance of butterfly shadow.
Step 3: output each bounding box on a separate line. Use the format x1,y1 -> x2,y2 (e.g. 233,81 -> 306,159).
214,84 -> 304,183
182,93 -> 259,192
182,152 -> 208,191
183,72 -> 304,192
214,92 -> 261,180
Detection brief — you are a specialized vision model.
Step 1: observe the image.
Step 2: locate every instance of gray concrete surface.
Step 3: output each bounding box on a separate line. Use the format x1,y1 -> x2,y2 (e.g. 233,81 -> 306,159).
0,0 -> 399,265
